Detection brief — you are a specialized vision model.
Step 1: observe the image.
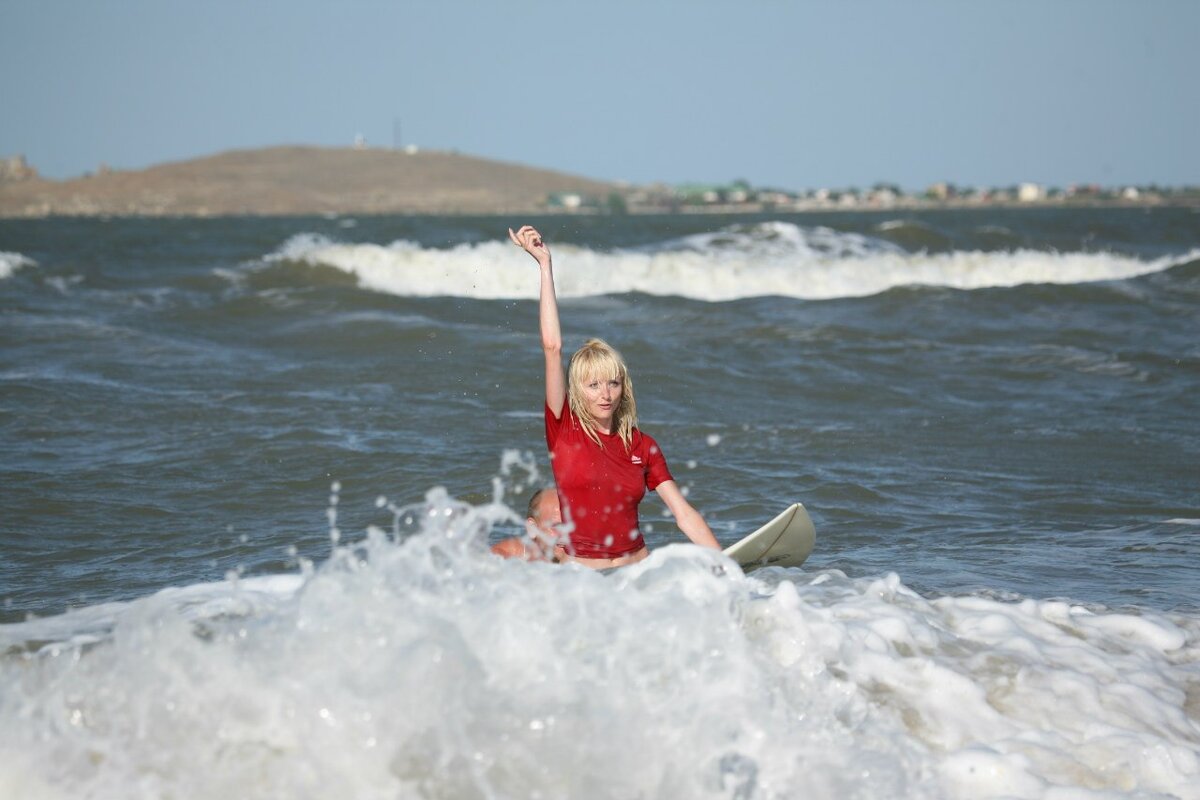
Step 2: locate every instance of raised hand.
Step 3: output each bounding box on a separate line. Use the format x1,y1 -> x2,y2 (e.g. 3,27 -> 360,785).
508,224 -> 551,266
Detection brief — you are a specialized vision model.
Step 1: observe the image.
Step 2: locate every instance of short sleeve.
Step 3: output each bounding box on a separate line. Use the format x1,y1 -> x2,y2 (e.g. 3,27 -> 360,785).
545,402 -> 565,450
643,434 -> 673,490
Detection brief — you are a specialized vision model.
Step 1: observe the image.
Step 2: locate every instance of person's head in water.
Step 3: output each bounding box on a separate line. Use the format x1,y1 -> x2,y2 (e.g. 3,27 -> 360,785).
491,487 -> 561,560
525,487 -> 561,532
523,487 -> 562,561
568,338 -> 638,448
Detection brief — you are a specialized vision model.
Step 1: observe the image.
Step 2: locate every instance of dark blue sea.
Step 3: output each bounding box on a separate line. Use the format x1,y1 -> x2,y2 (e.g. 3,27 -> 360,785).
1,209 -> 1198,798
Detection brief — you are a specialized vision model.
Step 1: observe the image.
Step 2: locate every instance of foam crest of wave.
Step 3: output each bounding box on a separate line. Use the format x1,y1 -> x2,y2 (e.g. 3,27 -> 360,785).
2,489 -> 1198,799
261,226 -> 1194,302
657,220 -> 901,260
0,251 -> 35,280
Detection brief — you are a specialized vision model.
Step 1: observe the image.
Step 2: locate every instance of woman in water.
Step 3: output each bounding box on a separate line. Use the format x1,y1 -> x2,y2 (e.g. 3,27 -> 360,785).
509,224 -> 721,568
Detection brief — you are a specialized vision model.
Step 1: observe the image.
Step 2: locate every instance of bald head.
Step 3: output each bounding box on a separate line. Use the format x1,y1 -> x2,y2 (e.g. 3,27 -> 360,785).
526,488 -> 561,531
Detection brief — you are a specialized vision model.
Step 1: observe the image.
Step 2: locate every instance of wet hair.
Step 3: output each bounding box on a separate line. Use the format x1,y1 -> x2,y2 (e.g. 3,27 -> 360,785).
526,487 -> 555,521
567,338 -> 638,449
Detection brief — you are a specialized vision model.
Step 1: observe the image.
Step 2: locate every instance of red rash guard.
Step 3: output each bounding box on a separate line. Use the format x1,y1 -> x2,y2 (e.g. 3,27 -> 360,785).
545,403 -> 673,559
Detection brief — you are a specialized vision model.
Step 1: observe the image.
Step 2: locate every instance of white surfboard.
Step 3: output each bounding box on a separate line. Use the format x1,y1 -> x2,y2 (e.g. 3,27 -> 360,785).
723,503 -> 816,572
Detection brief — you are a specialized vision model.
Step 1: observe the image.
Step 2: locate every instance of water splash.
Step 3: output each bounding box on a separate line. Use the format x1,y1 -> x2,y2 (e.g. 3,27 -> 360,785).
2,488 -> 1197,799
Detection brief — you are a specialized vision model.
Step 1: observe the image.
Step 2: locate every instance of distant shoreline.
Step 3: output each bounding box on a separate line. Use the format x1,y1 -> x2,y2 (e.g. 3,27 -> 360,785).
0,199 -> 1190,221
0,145 -> 619,219
1,146 -> 1194,219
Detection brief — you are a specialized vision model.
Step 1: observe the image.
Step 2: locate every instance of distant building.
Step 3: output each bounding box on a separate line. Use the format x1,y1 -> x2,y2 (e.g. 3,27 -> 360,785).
1067,183 -> 1102,198
1018,183 -> 1046,202
0,155 -> 37,183
926,182 -> 953,201
546,192 -> 587,210
868,187 -> 898,207
674,184 -> 724,205
759,190 -> 795,206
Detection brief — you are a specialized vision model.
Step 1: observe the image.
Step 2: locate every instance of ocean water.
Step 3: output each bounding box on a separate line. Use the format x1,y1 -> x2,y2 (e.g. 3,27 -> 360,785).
1,209 -> 1198,798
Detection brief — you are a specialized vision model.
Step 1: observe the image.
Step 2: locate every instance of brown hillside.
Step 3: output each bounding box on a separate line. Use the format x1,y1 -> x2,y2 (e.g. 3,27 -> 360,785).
0,146 -> 623,217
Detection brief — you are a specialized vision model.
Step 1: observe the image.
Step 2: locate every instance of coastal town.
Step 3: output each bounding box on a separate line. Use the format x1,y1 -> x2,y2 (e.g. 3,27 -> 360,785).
552,178 -> 1200,214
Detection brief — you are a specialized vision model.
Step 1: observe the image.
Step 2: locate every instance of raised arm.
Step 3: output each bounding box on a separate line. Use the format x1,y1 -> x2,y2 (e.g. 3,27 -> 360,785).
655,480 -> 721,549
509,225 -> 566,416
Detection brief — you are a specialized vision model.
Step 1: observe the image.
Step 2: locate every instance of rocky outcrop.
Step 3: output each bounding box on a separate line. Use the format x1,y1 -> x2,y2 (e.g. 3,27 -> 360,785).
0,155 -> 38,183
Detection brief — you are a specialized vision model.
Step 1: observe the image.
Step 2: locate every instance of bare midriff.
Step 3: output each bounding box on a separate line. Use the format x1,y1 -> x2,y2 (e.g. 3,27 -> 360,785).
553,544 -> 649,569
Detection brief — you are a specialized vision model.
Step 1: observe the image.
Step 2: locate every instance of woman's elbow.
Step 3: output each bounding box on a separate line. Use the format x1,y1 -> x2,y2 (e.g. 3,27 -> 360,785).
542,340 -> 562,356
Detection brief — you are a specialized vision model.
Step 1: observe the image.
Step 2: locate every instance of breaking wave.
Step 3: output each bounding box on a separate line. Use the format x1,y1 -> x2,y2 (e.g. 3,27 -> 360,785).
0,251 -> 35,280
258,222 -> 1195,302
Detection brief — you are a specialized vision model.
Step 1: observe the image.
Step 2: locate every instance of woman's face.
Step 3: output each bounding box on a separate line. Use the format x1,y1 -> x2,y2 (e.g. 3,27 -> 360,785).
581,373 -> 622,426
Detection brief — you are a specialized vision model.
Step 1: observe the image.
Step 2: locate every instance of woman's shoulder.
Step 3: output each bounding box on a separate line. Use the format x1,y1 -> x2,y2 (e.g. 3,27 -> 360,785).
630,426 -> 659,452
546,401 -> 579,424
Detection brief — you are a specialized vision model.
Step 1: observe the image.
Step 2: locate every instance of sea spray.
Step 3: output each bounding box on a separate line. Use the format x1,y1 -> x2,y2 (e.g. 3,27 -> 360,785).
2,489 -> 1197,799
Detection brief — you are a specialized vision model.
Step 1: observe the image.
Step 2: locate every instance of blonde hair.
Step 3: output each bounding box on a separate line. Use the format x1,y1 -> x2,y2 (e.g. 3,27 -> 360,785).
568,338 -> 638,449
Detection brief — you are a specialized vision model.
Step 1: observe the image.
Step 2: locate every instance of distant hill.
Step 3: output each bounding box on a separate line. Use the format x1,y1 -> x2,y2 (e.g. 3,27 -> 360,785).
0,146 -> 623,217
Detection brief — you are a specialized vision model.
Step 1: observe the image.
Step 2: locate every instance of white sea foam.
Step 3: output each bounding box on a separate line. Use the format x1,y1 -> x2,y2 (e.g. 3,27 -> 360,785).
0,575 -> 306,655
260,224 -> 1196,302
2,489 -> 1198,799
0,251 -> 35,279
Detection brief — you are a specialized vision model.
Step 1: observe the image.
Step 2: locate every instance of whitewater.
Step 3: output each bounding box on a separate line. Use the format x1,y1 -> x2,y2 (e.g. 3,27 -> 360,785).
3,487 -> 1198,800
263,221 -> 1196,301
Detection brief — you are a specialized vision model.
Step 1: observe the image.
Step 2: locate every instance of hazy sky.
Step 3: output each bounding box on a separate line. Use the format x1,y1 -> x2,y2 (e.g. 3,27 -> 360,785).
2,0 -> 1196,190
